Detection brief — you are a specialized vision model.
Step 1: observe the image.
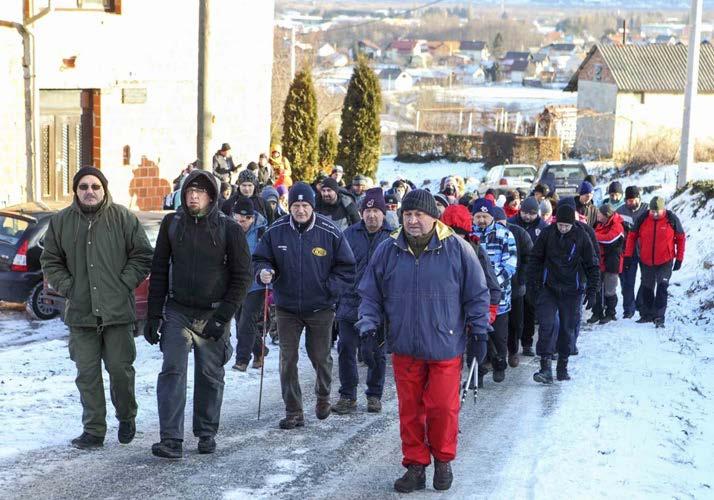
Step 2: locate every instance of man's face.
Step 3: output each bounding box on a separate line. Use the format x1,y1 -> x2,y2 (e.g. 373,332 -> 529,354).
352,184 -> 366,196
239,182 -> 255,197
626,198 -> 640,209
220,149 -> 229,157
520,211 -> 538,223
650,209 -> 665,219
610,192 -> 623,203
76,175 -> 105,207
186,186 -> 211,214
403,210 -> 436,237
234,213 -> 255,233
363,208 -> 385,233
259,157 -> 268,167
534,192 -> 544,202
321,187 -> 338,205
557,222 -> 573,234
473,212 -> 493,229
331,172 -> 343,183
290,201 -> 313,223
579,193 -> 593,205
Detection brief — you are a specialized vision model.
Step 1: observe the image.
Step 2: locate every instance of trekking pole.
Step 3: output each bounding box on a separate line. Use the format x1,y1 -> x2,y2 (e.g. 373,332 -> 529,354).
460,359 -> 477,408
257,284 -> 269,420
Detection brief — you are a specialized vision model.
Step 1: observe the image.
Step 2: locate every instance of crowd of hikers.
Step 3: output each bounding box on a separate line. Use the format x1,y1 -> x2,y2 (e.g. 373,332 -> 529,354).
40,146 -> 687,493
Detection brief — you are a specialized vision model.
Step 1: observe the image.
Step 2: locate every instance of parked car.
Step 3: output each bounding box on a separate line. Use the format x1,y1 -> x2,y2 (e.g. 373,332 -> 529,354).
0,203 -> 59,320
39,210 -> 165,330
532,160 -> 588,196
479,164 -> 537,195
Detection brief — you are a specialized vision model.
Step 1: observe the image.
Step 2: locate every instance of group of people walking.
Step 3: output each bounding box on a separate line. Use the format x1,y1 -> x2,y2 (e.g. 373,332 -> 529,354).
40,158 -> 686,493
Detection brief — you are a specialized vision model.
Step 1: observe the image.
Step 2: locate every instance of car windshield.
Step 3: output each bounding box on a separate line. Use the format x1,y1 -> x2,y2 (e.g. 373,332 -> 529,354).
140,219 -> 162,248
504,167 -> 536,178
545,164 -> 586,183
0,216 -> 29,245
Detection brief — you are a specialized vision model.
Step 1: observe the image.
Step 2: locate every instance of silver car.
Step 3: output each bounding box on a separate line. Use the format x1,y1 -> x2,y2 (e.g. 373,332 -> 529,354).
479,164 -> 537,195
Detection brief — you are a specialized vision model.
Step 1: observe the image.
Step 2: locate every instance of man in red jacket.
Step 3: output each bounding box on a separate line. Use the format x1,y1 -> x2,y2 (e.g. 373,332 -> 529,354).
590,204 -> 625,324
623,196 -> 685,328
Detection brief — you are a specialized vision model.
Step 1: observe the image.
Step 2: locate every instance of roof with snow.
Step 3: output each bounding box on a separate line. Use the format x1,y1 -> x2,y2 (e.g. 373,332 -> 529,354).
460,40 -> 487,51
388,40 -> 420,51
565,43 -> 714,93
379,68 -> 405,80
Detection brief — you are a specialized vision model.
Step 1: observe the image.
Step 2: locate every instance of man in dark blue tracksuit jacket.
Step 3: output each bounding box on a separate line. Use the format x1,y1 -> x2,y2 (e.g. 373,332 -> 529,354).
253,182 -> 355,430
332,188 -> 393,415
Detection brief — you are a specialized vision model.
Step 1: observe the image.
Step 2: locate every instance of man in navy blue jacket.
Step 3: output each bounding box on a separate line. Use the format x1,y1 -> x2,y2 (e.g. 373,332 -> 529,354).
332,188 -> 393,416
253,182 -> 355,430
358,189 -> 490,493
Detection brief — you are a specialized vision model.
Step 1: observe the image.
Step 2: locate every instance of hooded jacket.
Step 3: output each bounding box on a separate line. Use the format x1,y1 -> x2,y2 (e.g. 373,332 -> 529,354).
503,221 -> 533,298
269,144 -> 293,188
316,191 -> 361,232
472,221 -> 518,314
147,170 -> 252,324
594,212 -> 625,273
357,222 -> 490,361
41,189 -> 153,327
624,210 -> 685,267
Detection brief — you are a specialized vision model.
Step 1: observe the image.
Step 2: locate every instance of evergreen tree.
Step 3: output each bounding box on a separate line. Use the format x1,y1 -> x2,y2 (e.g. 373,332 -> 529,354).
318,127 -> 339,171
337,56 -> 382,181
493,32 -> 504,58
282,69 -> 319,182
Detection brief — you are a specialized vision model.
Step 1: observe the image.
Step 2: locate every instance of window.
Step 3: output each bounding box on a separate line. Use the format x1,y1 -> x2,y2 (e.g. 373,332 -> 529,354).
594,64 -> 603,82
76,0 -> 120,13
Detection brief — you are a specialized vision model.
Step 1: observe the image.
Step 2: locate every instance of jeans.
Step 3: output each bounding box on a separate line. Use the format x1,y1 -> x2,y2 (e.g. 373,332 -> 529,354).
235,290 -> 266,364
536,287 -> 581,358
337,320 -> 386,400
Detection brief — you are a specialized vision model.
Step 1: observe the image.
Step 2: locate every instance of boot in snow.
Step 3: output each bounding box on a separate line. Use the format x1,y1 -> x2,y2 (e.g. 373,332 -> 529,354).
433,460 -> 454,491
316,400 -> 331,420
279,413 -> 305,430
366,396 -> 382,413
477,365 -> 488,389
71,432 -> 104,450
587,312 -> 603,324
118,420 -> 136,444
522,346 -> 535,357
654,317 -> 665,328
508,353 -> 520,368
533,358 -> 553,384
492,357 -> 506,383
600,296 -> 617,324
151,438 -> 182,459
232,362 -> 248,372
636,315 -> 652,324
623,311 -> 635,319
556,357 -> 571,381
394,464 -> 426,493
251,355 -> 264,369
198,436 -> 216,454
331,397 -> 357,415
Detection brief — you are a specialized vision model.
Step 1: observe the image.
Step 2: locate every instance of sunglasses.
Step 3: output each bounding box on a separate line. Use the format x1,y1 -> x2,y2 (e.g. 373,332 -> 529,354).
78,184 -> 102,191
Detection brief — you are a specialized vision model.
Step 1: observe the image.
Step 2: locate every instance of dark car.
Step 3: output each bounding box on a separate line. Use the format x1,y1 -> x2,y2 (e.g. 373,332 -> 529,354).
0,203 -> 59,320
531,160 -> 588,196
41,210 -> 165,332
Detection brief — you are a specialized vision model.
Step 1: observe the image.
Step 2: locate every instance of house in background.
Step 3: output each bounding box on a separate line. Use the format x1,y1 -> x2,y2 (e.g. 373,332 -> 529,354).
357,40 -> 382,60
459,40 -> 489,64
0,0 -> 274,209
507,58 -> 536,84
565,43 -> 714,159
379,68 -> 414,92
385,39 -> 428,65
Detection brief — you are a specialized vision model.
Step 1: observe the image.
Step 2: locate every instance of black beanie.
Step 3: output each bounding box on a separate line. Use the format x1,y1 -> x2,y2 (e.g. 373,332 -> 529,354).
232,197 -> 254,216
186,173 -> 215,197
288,181 -> 316,208
401,189 -> 440,219
625,186 -> 640,199
608,181 -> 623,195
321,177 -> 340,193
556,205 -> 576,224
73,166 -> 108,194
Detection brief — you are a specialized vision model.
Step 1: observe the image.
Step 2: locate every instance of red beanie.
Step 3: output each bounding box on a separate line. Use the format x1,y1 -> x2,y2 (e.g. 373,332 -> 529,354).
441,204 -> 473,235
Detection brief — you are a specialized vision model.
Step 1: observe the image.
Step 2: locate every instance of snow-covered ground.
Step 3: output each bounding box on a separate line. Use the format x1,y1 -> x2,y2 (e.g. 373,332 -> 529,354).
377,156 -> 486,191
436,84 -> 576,116
0,163 -> 713,497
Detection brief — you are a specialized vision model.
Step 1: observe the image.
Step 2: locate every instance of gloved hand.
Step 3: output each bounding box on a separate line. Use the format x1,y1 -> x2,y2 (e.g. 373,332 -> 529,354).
472,334 -> 488,365
623,256 -> 633,271
673,259 -> 682,271
360,331 -> 377,359
489,304 -> 498,324
583,292 -> 596,311
202,319 -> 227,341
144,318 -> 162,345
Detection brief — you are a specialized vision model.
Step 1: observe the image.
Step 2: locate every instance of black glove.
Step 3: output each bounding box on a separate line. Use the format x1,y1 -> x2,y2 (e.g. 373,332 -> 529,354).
584,292 -> 596,311
202,319 -> 228,341
673,259 -> 682,271
473,335 -> 488,365
623,256 -> 633,271
144,318 -> 162,345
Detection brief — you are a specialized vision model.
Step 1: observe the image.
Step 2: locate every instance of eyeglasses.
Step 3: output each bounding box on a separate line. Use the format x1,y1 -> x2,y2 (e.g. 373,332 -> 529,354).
78,184 -> 102,191
186,187 -> 208,195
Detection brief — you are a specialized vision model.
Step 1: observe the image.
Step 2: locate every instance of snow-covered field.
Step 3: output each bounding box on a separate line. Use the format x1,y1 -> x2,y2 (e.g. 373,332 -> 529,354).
437,85 -> 576,115
0,163 -> 713,497
376,156 -> 486,191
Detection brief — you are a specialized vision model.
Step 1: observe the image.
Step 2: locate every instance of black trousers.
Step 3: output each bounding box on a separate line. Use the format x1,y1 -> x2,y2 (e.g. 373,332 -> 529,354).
522,295 -> 536,349
640,262 -> 673,320
487,312 -> 509,371
508,295 -> 524,355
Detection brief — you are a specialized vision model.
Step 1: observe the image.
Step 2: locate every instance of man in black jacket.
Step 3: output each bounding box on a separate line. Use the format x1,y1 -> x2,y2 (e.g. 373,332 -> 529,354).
316,177 -> 361,231
222,169 -> 274,224
144,170 -> 252,459
527,204 -> 599,383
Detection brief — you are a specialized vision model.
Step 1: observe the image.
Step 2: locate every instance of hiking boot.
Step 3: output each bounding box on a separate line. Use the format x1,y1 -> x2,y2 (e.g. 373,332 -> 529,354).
197,436 -> 216,454
151,438 -> 182,459
251,356 -> 263,369
654,317 -> 665,328
71,432 -> 104,450
508,353 -> 520,368
556,357 -> 571,381
316,400 -> 331,420
522,346 -> 535,357
533,357 -> 553,384
477,365 -> 488,389
636,316 -> 652,324
433,460 -> 453,491
587,313 -> 603,324
232,362 -> 248,372
623,311 -> 635,319
366,396 -> 382,413
571,347 -> 579,356
492,358 -> 506,382
118,420 -> 136,444
493,369 -> 505,383
599,315 -> 613,325
331,397 -> 357,415
279,413 -> 305,430
394,464 -> 426,493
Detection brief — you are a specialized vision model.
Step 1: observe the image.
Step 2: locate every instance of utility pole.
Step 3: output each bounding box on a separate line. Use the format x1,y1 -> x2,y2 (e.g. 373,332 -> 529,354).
678,0 -> 703,189
290,25 -> 296,80
197,0 -> 212,171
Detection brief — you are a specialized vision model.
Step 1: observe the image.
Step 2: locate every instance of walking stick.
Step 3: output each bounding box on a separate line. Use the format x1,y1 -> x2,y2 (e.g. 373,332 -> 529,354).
257,284 -> 269,420
460,358 -> 478,408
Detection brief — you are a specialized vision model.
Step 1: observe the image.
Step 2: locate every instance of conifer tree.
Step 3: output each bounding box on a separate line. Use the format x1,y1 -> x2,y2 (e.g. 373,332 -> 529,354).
318,127 -> 339,171
282,69 -> 319,181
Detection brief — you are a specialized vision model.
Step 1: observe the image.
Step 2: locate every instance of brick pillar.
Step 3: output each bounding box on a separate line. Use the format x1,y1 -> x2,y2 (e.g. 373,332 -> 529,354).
129,157 -> 172,210
91,90 -> 101,168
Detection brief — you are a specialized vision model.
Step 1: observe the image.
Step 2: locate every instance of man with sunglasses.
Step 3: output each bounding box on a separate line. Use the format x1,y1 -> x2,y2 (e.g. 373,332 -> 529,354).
41,166 -> 153,450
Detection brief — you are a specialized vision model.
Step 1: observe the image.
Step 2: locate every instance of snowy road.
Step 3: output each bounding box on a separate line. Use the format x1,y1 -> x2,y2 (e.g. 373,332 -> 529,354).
1,308 -> 712,499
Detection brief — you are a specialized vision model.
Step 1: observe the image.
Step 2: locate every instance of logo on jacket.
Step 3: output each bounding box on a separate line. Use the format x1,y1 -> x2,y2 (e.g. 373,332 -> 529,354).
312,247 -> 327,257
535,229 -> 541,237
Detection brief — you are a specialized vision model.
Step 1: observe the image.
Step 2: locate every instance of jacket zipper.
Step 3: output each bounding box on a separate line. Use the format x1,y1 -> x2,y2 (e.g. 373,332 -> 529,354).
191,216 -> 197,307
651,218 -> 657,265
298,232 -> 303,312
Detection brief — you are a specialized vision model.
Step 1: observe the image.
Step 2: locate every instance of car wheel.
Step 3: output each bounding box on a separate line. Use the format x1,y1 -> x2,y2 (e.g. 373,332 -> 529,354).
26,282 -> 60,321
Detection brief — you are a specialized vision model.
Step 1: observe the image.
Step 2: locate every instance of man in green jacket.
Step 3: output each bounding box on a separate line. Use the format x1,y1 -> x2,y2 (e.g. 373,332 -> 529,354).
41,166 -> 153,450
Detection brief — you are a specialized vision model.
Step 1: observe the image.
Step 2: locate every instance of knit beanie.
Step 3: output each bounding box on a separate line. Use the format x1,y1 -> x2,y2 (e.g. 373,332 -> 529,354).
539,199 -> 553,217
261,186 -> 279,204
434,193 -> 449,208
238,169 -> 257,186
625,186 -> 640,200
491,206 -> 507,222
556,205 -> 576,224
73,166 -> 108,194
441,204 -> 473,235
649,196 -> 665,211
232,197 -> 254,216
361,187 -> 387,214
471,198 -> 494,215
520,196 -> 540,213
288,182 -> 315,208
608,181 -> 623,195
401,189 -> 440,219
599,203 -> 614,218
185,173 -> 216,198
321,177 -> 340,193
276,185 -> 288,197
578,181 -> 594,195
